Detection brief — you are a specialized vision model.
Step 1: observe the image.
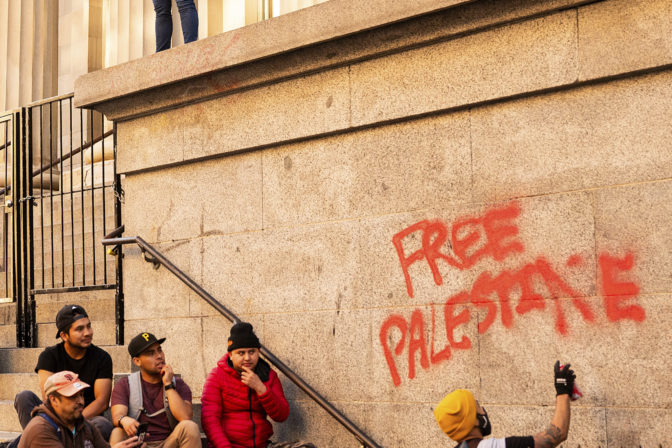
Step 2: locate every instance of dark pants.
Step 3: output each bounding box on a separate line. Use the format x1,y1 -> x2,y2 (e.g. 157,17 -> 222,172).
9,390 -> 113,447
152,0 -> 199,52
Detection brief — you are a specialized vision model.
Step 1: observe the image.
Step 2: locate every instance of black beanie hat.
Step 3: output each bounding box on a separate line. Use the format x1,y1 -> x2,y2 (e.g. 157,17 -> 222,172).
227,322 -> 261,352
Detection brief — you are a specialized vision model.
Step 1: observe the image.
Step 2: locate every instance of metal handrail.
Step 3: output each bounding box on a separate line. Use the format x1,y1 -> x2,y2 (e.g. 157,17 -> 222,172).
102,226 -> 380,448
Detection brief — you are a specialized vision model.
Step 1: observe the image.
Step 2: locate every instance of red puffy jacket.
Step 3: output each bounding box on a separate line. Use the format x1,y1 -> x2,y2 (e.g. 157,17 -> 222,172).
201,353 -> 289,448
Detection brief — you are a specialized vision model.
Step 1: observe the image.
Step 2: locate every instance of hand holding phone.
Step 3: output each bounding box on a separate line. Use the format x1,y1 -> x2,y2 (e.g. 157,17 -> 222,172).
136,422 -> 149,443
111,435 -> 145,448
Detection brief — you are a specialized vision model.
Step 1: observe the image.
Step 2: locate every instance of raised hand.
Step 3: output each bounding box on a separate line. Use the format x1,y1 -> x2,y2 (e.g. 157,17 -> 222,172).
241,366 -> 267,395
554,360 -> 576,396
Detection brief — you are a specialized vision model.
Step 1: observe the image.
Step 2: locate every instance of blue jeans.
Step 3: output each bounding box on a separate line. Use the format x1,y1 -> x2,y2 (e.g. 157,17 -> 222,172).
8,390 -> 113,447
152,0 -> 199,52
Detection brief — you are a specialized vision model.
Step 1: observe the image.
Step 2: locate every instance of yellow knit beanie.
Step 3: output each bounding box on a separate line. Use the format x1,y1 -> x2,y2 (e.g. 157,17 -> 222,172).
433,389 -> 477,441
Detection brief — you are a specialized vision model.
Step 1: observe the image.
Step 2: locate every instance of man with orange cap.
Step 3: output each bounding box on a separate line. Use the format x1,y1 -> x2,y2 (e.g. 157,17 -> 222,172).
18,371 -> 143,448
434,361 -> 576,448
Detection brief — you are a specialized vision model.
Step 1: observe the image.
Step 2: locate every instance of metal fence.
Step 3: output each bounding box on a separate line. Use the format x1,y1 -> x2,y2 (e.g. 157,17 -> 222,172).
0,94 -> 122,347
0,111 -> 16,304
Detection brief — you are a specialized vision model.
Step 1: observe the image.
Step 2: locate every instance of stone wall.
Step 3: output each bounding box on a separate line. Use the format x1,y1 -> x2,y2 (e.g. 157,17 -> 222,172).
76,0 -> 672,446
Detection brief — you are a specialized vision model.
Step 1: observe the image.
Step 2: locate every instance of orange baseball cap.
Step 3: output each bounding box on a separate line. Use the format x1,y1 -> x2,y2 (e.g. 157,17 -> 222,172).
44,371 -> 90,397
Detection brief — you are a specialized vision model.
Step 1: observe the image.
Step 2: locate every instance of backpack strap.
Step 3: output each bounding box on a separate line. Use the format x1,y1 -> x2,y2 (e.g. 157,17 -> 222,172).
38,412 -> 62,438
162,383 -> 178,430
128,372 -> 144,420
128,371 -> 177,429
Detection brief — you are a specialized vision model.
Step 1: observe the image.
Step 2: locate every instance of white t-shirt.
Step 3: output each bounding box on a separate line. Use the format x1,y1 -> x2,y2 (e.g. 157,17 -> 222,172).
475,440 -> 505,448
457,437 -> 534,448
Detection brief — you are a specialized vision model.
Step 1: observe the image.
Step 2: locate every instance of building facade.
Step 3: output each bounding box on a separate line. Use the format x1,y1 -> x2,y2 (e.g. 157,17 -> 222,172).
75,0 -> 672,446
1,0 -> 671,446
0,0 -> 327,111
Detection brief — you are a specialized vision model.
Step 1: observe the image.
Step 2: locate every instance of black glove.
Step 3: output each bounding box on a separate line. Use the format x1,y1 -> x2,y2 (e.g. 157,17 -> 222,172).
554,360 -> 575,396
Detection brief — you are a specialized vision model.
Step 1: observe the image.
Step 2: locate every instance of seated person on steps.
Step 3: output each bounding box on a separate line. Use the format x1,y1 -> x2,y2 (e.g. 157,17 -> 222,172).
18,370 -> 142,448
109,332 -> 200,448
201,322 -> 315,448
11,304 -> 114,448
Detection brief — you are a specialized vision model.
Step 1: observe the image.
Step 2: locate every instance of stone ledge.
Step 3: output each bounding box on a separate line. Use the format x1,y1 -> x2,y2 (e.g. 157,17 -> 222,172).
74,0 -> 471,111
74,0 -> 593,122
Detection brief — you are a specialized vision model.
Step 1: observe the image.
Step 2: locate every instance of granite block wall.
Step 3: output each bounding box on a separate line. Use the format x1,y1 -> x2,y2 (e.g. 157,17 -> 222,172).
78,0 -> 672,445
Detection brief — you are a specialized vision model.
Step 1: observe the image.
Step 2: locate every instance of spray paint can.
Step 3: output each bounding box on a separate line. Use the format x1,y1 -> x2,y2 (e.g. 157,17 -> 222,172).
560,364 -> 583,401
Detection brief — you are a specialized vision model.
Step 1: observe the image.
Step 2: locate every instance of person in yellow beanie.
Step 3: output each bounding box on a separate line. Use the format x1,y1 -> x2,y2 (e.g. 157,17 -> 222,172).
433,361 -> 575,448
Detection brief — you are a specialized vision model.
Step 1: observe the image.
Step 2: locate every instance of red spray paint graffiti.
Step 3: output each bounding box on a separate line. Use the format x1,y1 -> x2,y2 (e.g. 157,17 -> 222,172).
381,201 -> 645,387
392,202 -> 524,298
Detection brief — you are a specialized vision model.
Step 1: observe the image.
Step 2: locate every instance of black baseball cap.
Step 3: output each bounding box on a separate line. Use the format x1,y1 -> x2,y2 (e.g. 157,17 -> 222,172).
128,332 -> 166,357
55,305 -> 89,338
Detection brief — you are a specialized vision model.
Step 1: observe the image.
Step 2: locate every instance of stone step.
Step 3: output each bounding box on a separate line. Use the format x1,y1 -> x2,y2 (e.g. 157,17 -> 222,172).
35,295 -> 114,324
61,158 -> 115,193
32,231 -> 104,253
0,345 -> 131,374
31,158 -> 115,191
0,321 -> 117,350
0,373 -> 40,400
32,249 -> 115,280
0,303 -> 15,326
32,232 -> 114,257
32,222 -> 114,243
33,207 -> 114,234
0,325 -> 14,348
32,242 -> 114,266
32,186 -> 114,214
0,283 -> 10,303
33,245 -> 115,271
0,400 -> 21,432
32,197 -> 112,220
37,320 -> 116,348
34,288 -> 115,306
0,431 -> 21,443
33,204 -> 114,228
33,262 -> 116,291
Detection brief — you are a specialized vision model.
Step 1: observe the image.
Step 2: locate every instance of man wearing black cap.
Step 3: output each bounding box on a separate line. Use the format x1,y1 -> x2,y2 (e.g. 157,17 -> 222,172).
9,304 -> 113,448
109,332 -> 200,447
201,322 -> 313,448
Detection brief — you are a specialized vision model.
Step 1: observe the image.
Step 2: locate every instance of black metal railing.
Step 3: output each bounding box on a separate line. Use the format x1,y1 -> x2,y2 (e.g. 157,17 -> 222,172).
102,227 -> 381,448
26,94 -> 118,294
0,110 -> 16,304
0,93 -> 122,347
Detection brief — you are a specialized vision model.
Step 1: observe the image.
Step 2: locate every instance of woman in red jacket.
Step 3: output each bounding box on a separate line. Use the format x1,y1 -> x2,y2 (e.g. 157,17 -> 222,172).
201,323 -> 290,448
